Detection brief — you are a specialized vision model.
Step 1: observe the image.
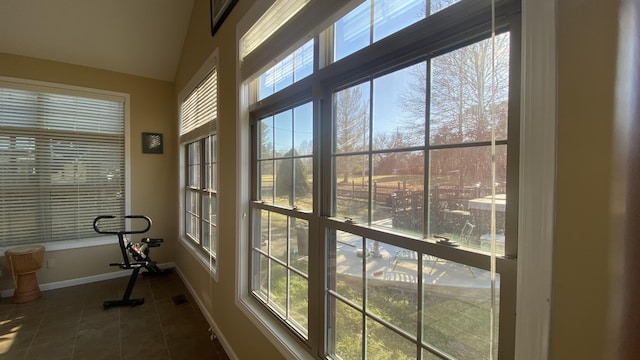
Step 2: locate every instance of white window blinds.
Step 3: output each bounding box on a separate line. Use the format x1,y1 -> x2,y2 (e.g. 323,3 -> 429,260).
240,0 -> 311,60
239,0 -> 358,80
180,69 -> 218,140
0,83 -> 125,247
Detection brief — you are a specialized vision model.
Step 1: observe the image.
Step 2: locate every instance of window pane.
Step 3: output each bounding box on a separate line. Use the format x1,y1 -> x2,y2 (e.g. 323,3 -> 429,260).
258,116 -> 274,159
274,110 -> 293,157
367,239 -> 417,337
429,145 -> 506,255
258,40 -> 315,101
259,69 -> 275,100
422,255 -> 499,359
334,1 -> 370,62
275,159 -> 293,207
210,224 -> 218,256
209,162 -> 217,191
334,83 -> 370,154
334,0 -> 460,64
269,212 -> 289,263
269,262 -> 288,317
275,53 -> 294,93
202,218 -> 211,251
256,210 -> 270,253
255,254 -> 269,302
293,103 -> 313,156
293,157 -> 312,210
186,216 -> 199,244
275,153 -> 312,209
259,160 -> 275,203
421,348 -> 444,359
292,219 -> 309,273
367,320 -> 416,359
335,155 -> 369,223
205,135 -> 217,191
186,189 -> 200,243
374,150 -> 424,236
373,0 -> 425,42
210,194 -> 217,226
430,33 -> 510,146
331,231 -> 365,306
203,194 -> 217,226
289,270 -> 309,336
188,142 -> 201,187
373,62 -> 426,150
294,40 -> 314,81
211,135 -> 218,162
431,0 -> 462,14
330,297 -> 363,360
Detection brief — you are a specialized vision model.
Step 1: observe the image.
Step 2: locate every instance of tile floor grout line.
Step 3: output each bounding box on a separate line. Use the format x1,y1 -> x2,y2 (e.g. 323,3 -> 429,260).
152,278 -> 173,360
68,295 -> 84,359
118,284 -> 123,360
22,300 -> 46,360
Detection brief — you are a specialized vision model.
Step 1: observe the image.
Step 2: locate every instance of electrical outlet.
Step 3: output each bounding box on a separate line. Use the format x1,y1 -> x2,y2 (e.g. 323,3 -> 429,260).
47,259 -> 56,269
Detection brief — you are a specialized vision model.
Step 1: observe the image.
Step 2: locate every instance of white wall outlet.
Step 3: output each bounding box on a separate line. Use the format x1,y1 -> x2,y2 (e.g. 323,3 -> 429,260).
47,259 -> 56,269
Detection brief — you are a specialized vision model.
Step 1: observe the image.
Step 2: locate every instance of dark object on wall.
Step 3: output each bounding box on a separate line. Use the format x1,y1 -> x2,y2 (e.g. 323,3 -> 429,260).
210,0 -> 238,37
142,132 -> 163,154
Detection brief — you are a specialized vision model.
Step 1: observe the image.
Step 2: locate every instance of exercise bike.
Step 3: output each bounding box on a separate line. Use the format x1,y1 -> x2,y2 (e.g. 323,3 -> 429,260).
93,215 -> 169,309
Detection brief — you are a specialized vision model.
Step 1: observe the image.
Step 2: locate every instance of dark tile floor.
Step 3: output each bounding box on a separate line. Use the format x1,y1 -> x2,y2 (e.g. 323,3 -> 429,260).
0,270 -> 230,360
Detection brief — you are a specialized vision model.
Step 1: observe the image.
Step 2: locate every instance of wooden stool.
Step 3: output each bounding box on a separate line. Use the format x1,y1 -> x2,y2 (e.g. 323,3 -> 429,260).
5,245 -> 45,303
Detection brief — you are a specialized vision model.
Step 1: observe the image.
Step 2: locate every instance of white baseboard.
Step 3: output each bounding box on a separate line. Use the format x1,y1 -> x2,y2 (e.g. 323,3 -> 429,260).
173,267 -> 238,360
0,262 -> 176,298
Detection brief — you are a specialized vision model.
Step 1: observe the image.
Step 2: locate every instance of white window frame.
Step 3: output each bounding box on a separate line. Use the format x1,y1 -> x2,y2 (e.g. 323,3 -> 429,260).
0,76 -> 131,253
236,0 -> 556,359
178,50 -> 220,277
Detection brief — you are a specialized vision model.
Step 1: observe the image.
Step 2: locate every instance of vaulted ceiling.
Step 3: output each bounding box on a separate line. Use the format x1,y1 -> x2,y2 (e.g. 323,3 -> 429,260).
0,0 -> 195,81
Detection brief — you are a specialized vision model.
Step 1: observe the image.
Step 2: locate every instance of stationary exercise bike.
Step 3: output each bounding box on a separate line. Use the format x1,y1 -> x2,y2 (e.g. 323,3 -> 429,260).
93,215 -> 169,309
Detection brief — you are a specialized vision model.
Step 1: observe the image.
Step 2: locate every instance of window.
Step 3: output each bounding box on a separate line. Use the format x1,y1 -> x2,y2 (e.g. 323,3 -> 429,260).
180,63 -> 219,263
244,0 -> 520,358
185,135 -> 218,257
0,79 -> 126,248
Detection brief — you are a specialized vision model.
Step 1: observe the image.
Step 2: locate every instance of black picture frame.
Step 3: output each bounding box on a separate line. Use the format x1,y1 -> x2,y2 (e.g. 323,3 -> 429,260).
210,0 -> 238,37
142,132 -> 163,154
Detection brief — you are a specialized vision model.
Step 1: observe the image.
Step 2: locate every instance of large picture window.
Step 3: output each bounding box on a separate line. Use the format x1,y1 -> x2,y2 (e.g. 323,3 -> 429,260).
244,0 -> 520,358
0,80 -> 126,248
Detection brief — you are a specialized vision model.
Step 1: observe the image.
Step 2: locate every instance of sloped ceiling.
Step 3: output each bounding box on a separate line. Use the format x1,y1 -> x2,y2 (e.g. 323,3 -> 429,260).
0,0 -> 195,81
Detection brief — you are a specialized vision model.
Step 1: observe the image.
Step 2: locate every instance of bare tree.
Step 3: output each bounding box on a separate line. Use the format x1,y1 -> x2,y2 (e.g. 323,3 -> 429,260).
334,85 -> 369,183
398,33 -> 511,188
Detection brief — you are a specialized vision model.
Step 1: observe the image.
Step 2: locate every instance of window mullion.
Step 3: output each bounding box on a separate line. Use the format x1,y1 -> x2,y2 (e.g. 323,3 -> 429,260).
424,58 -> 432,238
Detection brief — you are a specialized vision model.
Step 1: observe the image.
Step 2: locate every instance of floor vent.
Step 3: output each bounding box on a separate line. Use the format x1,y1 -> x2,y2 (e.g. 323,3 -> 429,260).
172,294 -> 188,305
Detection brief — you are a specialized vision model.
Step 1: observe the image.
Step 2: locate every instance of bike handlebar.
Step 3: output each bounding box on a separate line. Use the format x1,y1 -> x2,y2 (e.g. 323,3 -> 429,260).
93,215 -> 152,235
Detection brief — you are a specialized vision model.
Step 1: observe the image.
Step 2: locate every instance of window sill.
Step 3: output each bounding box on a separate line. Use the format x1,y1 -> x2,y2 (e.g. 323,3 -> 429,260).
237,294 -> 314,360
177,236 -> 218,280
0,236 -> 117,254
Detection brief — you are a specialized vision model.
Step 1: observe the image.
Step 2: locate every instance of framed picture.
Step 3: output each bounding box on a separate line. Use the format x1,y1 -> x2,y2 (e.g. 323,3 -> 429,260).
210,0 -> 238,37
142,132 -> 163,154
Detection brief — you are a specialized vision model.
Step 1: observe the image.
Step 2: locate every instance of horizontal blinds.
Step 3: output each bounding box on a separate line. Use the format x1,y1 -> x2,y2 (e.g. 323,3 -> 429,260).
0,85 -> 125,246
240,0 -> 359,80
180,69 -> 218,139
240,0 -> 312,60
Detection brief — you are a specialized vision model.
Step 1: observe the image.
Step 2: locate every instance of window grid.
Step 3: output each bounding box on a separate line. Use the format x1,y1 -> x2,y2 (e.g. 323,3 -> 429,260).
185,135 -> 218,257
248,1 -> 520,358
